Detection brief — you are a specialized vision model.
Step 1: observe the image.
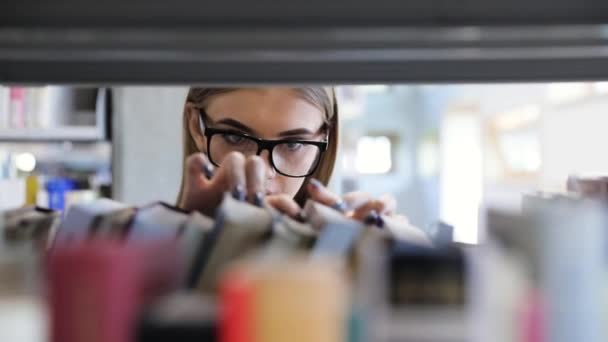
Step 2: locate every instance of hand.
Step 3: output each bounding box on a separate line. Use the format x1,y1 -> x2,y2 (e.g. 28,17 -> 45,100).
306,178 -> 401,226
179,152 -> 269,217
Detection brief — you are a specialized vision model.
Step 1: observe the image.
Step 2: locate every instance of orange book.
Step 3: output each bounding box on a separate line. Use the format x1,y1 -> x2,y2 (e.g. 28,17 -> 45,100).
220,258 -> 349,342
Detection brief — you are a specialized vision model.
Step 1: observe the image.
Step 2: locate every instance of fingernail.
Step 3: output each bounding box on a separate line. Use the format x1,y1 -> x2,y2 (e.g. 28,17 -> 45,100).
364,210 -> 380,226
253,192 -> 264,207
202,163 -> 214,179
331,200 -> 348,213
232,185 -> 246,201
296,211 -> 307,223
376,215 -> 385,229
308,178 -> 322,189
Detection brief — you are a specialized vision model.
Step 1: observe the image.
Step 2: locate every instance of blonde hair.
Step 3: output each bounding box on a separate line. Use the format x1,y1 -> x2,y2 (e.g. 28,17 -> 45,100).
177,87 -> 339,206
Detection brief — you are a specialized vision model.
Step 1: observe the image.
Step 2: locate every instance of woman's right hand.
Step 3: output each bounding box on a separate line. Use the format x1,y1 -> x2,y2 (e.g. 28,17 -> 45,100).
179,152 -> 269,217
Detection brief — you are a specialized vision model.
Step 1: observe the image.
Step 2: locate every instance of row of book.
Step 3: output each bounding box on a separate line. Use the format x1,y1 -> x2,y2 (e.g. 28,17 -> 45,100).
478,175 -> 608,342
0,86 -> 99,129
1,192 -> 464,342
0,86 -> 47,129
8,173 -> 608,342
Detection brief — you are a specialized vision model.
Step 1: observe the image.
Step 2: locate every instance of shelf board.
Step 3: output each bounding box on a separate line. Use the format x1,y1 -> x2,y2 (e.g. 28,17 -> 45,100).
0,126 -> 103,142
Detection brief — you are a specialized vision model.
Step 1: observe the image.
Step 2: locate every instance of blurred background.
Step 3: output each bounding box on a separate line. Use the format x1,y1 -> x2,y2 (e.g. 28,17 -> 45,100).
1,82 -> 606,244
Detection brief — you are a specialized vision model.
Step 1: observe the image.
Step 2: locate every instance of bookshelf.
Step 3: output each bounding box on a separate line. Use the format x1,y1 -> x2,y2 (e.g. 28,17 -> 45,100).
0,126 -> 103,142
0,86 -> 109,143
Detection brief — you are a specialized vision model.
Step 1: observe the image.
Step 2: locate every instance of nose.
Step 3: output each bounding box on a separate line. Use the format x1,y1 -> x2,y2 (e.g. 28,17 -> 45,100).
258,150 -> 276,179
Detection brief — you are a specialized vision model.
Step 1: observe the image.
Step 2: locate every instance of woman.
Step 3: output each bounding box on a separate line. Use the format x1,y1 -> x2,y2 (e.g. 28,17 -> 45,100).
177,87 -> 402,226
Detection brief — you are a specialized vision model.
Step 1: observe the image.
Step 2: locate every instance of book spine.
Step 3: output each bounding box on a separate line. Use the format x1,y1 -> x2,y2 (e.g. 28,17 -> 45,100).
48,243 -> 142,342
9,87 -> 25,129
0,85 -> 8,128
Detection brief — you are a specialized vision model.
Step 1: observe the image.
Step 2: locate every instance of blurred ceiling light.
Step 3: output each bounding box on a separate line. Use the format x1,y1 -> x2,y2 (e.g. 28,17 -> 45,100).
546,82 -> 590,105
493,105 -> 540,131
355,136 -> 392,174
15,152 -> 36,172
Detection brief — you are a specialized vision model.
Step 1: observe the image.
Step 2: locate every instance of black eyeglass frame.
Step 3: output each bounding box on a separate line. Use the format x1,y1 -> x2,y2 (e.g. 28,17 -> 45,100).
199,109 -> 328,178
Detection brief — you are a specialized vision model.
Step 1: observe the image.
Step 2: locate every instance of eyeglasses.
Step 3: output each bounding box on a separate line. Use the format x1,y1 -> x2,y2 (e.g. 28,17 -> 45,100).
199,110 -> 328,178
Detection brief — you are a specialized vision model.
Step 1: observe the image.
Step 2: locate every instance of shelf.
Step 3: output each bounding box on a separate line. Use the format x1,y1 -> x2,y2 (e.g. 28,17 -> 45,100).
0,126 -> 104,142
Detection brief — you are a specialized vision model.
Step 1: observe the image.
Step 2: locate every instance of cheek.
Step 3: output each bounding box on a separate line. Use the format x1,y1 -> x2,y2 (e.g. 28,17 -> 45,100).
272,175 -> 306,198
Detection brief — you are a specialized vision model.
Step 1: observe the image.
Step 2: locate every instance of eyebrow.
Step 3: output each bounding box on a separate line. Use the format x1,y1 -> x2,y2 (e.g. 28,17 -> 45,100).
214,117 -> 323,138
215,118 -> 256,135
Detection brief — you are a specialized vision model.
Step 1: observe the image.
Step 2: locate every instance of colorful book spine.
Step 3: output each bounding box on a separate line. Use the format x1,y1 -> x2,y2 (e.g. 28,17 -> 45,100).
219,258 -> 348,342
9,87 -> 25,129
48,240 -> 179,342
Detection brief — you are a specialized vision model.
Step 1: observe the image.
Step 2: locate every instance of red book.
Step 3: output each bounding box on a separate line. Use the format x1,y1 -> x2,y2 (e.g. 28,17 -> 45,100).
9,87 -> 25,128
47,240 -> 179,342
219,267 -> 255,342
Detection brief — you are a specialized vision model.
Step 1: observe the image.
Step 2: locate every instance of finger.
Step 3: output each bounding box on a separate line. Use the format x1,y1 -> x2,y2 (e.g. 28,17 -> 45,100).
265,194 -> 302,220
216,152 -> 247,201
185,153 -> 213,188
245,155 -> 266,207
179,153 -> 219,213
350,199 -> 388,222
307,178 -> 347,212
342,191 -> 372,211
377,194 -> 397,215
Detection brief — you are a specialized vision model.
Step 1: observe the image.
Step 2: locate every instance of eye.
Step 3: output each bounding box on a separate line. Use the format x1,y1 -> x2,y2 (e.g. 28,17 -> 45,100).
284,142 -> 303,151
222,133 -> 245,145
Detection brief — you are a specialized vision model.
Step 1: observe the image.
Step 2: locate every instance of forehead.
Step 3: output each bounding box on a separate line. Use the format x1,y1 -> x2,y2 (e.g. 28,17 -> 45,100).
205,88 -> 325,136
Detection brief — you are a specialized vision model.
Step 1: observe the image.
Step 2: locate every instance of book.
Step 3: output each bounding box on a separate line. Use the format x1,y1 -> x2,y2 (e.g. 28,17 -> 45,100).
127,202 -> 190,242
2,206 -> 59,248
219,258 -> 349,342
259,206 -> 317,260
302,200 -> 357,232
90,206 -> 138,240
0,86 -> 8,128
136,293 -> 217,342
195,193 -> 273,293
380,214 -> 432,247
179,211 -> 215,288
48,240 -> 180,342
9,87 -> 25,128
302,200 -> 365,259
52,198 -> 128,246
311,222 -> 364,260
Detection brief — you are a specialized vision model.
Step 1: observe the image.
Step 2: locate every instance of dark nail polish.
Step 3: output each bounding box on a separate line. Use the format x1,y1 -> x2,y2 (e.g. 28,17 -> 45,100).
309,179 -> 322,188
364,210 -> 380,226
331,200 -> 348,213
232,185 -> 246,201
376,215 -> 385,229
202,163 -> 214,179
253,192 -> 264,207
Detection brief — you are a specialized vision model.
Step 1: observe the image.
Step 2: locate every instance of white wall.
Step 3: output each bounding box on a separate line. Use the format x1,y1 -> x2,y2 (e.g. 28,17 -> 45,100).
440,112 -> 482,243
112,87 -> 188,205
541,96 -> 608,190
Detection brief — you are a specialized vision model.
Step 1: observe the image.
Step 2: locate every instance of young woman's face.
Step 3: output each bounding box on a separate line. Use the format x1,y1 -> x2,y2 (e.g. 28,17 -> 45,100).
193,88 -> 326,198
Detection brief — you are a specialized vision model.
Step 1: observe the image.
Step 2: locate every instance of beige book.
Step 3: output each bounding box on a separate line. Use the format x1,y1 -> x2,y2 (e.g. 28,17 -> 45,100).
2,206 -> 59,248
127,202 -> 190,241
53,198 -> 128,245
302,200 -> 359,231
180,211 -> 215,288
90,206 -> 137,239
260,206 -> 317,259
196,193 -> 273,293
251,258 -> 349,342
380,215 -> 432,247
